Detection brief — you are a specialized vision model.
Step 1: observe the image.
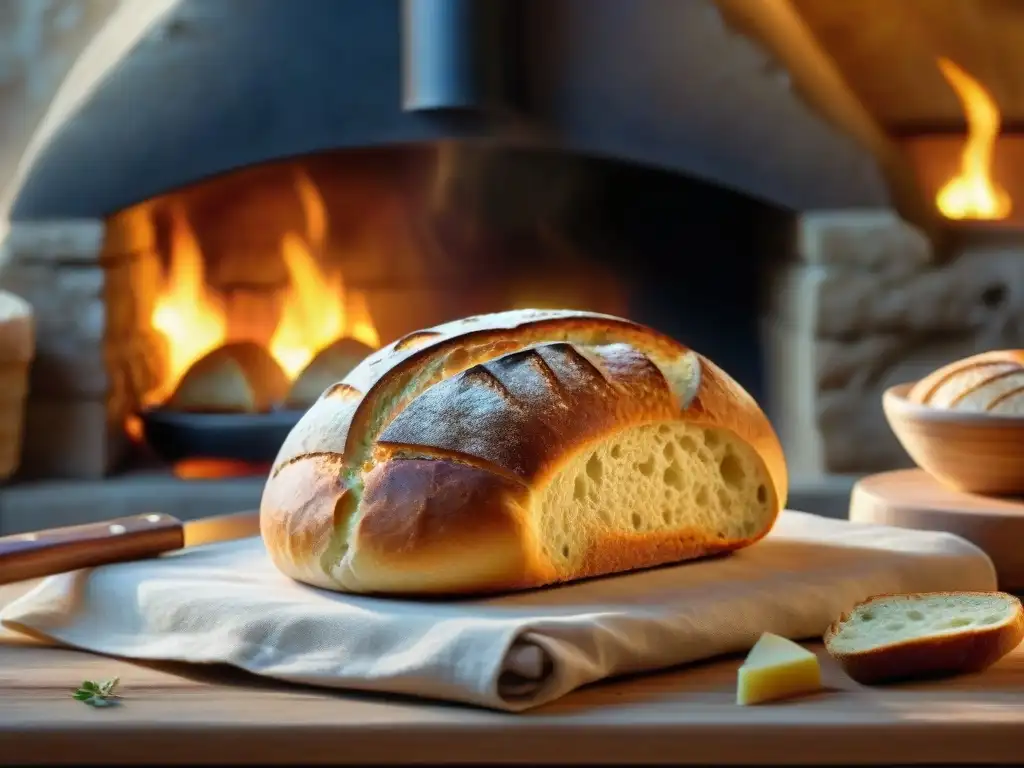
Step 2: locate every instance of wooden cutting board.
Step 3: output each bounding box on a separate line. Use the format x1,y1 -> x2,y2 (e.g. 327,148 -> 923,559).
850,469 -> 1024,591
2,579 -> 1023,765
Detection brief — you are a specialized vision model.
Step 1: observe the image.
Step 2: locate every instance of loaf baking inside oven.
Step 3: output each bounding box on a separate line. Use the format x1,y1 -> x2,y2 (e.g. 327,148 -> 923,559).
260,309 -> 788,595
909,350 -> 1024,415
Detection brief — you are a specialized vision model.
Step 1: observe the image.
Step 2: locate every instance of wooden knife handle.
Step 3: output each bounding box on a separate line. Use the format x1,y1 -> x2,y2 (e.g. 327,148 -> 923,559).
0,513 -> 185,586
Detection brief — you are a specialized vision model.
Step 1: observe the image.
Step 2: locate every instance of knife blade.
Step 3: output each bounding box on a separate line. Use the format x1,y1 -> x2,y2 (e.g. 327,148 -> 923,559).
0,510 -> 261,586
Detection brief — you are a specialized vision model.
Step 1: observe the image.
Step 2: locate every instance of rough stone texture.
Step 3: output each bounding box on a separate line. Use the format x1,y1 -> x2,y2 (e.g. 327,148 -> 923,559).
0,219 -> 163,478
765,210 -> 1024,479
18,398 -> 125,479
795,210 -> 933,270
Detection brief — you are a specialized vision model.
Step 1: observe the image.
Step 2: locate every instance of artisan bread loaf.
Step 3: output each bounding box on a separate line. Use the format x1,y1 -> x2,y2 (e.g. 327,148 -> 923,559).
260,309 -> 788,595
909,350 -> 1024,415
825,592 -> 1024,685
166,341 -> 289,413
285,337 -> 376,410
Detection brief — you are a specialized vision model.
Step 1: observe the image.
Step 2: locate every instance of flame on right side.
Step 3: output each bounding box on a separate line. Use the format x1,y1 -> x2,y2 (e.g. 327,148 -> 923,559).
935,57 -> 1011,221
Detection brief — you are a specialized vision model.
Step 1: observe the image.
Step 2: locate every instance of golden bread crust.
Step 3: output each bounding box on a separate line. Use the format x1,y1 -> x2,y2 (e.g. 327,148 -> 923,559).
271,310 -> 683,470
260,309 -> 788,594
352,459 -> 534,593
376,343 -> 677,482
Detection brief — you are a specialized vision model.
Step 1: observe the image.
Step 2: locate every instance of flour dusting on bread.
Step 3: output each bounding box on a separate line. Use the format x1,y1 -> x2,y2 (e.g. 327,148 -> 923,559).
909,350 -> 1024,415
260,309 -> 787,595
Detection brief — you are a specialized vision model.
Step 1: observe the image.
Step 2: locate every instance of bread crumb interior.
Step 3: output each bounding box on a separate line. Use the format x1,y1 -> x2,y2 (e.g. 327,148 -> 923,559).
538,421 -> 774,573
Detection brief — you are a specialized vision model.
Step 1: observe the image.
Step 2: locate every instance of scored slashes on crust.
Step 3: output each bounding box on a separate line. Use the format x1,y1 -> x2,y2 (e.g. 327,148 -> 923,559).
909,350 -> 1024,414
260,309 -> 788,594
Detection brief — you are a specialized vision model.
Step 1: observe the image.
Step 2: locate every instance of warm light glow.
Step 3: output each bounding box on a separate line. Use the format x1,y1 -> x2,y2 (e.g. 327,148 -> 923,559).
269,170 -> 380,378
146,169 -> 380,405
935,57 -> 1011,220
149,205 -> 227,404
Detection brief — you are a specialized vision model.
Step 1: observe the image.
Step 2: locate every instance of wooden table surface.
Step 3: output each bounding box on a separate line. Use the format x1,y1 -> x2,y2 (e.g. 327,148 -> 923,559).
2,581 -> 1024,766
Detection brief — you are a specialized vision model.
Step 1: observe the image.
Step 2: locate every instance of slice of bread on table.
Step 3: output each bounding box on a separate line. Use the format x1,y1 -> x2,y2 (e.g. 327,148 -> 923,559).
824,592 -> 1024,685
260,309 -> 788,596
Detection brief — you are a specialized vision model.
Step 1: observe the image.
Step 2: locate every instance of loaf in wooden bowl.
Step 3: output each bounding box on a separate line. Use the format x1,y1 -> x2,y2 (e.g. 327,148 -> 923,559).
260,309 -> 788,596
909,350 -> 1024,414
884,351 -> 1024,494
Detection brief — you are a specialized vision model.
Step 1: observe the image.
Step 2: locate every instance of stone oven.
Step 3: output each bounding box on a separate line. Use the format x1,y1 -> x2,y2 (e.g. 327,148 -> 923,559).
1,0 -> 1021,532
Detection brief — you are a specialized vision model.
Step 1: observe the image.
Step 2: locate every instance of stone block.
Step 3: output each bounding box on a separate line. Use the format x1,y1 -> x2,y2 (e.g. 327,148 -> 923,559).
796,210 -> 932,271
0,219 -> 105,262
764,228 -> 1024,478
769,244 -> 1024,338
0,233 -> 162,401
18,398 -> 126,479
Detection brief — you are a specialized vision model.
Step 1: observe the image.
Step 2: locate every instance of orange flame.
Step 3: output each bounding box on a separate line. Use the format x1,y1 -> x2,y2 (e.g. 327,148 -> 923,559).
148,170 -> 380,404
935,57 -> 1011,220
150,206 -> 227,403
269,170 -> 380,377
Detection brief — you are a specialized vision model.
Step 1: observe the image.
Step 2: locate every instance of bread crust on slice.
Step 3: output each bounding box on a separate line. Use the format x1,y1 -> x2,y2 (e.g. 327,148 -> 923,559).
908,350 -> 1024,414
824,592 -> 1024,685
260,309 -> 788,595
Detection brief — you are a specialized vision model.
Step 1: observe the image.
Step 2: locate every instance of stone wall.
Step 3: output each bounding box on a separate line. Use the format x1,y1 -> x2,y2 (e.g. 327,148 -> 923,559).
0,216 -> 163,477
764,211 -> 1024,481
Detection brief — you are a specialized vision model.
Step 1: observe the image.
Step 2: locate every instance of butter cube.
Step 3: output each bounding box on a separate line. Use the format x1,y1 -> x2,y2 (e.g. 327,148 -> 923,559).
736,632 -> 822,705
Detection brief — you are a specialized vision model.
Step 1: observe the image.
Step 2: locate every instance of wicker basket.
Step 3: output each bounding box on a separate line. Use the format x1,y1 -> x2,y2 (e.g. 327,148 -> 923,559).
0,291 -> 34,481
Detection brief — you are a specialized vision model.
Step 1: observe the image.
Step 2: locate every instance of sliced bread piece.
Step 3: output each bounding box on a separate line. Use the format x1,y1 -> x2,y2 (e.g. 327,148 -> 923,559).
824,592 -> 1024,685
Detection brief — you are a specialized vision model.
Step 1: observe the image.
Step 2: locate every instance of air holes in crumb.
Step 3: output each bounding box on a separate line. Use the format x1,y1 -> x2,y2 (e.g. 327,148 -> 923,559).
631,512 -> 642,530
586,453 -> 603,485
756,484 -> 767,504
717,488 -> 730,510
695,486 -> 709,506
573,475 -> 587,501
561,544 -> 570,559
885,623 -> 904,632
716,530 -> 726,539
980,615 -> 1002,625
861,611 -> 875,621
663,463 -> 685,491
906,610 -> 925,621
658,424 -> 671,436
704,430 -> 720,448
677,435 -> 699,453
637,457 -> 656,477
719,453 -> 745,489
662,509 -> 672,524
946,617 -> 972,628
610,444 -> 622,459
663,442 -> 675,460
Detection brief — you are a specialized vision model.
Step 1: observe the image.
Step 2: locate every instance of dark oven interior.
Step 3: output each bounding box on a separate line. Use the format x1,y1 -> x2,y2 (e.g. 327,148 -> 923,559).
119,144 -> 787,475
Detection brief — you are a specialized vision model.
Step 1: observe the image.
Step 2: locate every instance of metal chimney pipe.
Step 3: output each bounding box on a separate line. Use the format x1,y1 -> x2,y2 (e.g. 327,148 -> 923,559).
401,0 -> 505,112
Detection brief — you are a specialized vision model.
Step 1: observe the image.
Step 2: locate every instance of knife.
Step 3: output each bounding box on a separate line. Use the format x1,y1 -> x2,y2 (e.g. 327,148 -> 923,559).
0,510 -> 261,586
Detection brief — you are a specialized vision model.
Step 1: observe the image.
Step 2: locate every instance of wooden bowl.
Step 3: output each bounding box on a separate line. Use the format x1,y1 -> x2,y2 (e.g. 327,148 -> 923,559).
883,382 -> 1024,495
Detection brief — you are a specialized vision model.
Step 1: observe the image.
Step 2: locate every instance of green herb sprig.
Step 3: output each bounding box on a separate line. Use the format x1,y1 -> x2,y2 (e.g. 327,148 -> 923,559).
73,677 -> 122,707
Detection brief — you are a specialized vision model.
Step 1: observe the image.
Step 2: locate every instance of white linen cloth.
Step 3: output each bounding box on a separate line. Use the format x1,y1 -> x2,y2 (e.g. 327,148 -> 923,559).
0,511 -> 996,711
